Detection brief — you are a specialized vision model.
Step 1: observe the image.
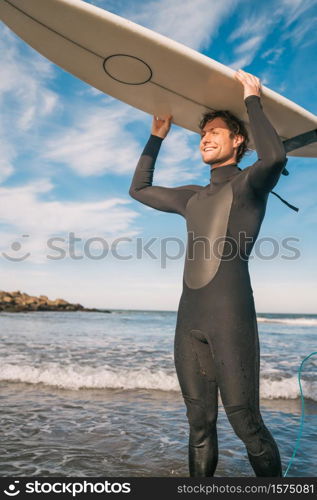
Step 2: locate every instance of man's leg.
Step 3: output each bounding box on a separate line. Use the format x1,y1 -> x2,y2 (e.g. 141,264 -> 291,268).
174,326 -> 219,476
213,313 -> 282,477
224,403 -> 282,476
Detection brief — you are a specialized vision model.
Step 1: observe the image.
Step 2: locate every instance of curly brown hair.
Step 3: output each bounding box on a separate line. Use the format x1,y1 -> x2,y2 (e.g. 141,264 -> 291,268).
199,110 -> 250,164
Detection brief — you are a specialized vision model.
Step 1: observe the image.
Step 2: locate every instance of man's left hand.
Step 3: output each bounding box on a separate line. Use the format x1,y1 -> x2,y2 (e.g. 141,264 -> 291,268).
234,69 -> 262,99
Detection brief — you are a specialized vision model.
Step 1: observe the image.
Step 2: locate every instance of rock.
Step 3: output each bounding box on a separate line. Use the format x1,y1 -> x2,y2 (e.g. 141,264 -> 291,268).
54,299 -> 68,306
73,303 -> 84,309
0,290 -> 108,314
2,296 -> 13,303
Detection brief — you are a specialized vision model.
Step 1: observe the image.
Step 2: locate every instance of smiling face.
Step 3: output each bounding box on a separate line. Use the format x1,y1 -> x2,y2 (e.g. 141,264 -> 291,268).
200,117 -> 243,167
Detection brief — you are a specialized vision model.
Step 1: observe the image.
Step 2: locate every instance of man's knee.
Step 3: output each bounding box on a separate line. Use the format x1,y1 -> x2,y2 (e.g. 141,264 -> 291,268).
224,404 -> 264,453
183,395 -> 217,446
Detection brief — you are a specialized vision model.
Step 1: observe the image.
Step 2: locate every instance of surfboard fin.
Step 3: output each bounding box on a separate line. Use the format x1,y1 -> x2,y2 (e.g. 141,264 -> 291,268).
281,128 -> 317,176
283,128 -> 317,154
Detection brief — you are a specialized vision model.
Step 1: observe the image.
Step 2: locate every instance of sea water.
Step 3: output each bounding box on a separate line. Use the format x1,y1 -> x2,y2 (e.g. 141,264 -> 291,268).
0,310 -> 316,477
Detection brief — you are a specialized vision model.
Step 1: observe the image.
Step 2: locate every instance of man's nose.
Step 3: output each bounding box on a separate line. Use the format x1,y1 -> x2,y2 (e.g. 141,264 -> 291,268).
202,134 -> 215,147
202,134 -> 210,145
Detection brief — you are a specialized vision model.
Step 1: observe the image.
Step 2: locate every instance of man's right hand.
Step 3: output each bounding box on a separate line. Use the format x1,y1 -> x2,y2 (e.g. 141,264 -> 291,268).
151,114 -> 173,139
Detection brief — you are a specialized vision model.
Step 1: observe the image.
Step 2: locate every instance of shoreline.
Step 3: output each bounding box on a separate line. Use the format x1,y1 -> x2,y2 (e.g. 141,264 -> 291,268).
1,292 -> 316,315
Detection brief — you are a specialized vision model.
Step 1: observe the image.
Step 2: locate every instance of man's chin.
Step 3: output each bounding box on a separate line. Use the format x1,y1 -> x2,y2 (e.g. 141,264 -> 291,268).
202,155 -> 217,165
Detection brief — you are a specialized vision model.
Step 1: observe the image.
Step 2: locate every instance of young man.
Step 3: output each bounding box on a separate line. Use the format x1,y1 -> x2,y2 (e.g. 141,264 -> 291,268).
129,70 -> 286,477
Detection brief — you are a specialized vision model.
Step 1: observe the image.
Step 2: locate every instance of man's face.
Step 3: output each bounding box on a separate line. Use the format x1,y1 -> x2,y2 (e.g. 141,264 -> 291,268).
200,117 -> 242,166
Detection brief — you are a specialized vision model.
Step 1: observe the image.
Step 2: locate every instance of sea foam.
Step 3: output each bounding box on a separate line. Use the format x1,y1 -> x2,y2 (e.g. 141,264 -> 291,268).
1,363 -> 316,401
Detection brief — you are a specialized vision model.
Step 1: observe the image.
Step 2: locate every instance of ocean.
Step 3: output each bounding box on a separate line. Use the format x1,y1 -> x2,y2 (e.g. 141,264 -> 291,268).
0,310 -> 316,477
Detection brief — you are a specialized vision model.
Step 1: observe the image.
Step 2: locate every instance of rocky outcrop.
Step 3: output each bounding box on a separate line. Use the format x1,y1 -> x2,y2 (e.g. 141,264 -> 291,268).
0,290 -> 110,313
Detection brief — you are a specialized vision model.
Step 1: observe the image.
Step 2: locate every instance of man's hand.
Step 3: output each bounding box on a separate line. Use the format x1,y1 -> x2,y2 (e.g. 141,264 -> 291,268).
151,114 -> 173,139
234,69 -> 262,99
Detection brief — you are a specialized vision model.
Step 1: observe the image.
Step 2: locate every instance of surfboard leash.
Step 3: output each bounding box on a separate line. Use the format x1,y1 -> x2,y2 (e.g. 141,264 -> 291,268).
283,351 -> 317,477
270,128 -> 317,473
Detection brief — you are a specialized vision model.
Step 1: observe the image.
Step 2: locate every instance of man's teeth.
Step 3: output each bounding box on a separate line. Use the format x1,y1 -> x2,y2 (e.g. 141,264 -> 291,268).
204,147 -> 216,151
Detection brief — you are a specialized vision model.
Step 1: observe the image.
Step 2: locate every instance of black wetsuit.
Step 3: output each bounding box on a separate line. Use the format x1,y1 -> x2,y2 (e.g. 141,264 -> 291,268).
129,95 -> 286,477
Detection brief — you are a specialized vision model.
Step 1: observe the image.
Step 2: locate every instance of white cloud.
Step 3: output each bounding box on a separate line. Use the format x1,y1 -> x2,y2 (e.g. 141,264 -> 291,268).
154,129 -> 203,185
261,47 -> 285,65
42,99 -> 204,185
0,264 -> 184,311
235,36 -> 263,55
0,29 -> 59,129
227,55 -> 255,71
42,101 -> 145,176
127,0 -> 238,51
224,0 -> 316,70
228,13 -> 273,43
85,0 -> 238,51
228,34 -> 264,70
280,0 -> 317,26
226,13 -> 271,69
0,27 -> 60,183
0,132 -> 15,183
281,15 -> 317,47
0,180 -> 139,263
270,0 -> 317,47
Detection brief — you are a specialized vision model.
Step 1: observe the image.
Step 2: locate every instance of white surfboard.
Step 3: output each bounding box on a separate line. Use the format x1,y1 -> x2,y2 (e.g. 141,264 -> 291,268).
1,0 -> 317,157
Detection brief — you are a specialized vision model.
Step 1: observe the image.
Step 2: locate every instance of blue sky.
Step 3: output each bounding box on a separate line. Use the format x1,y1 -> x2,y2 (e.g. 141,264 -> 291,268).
0,0 -> 317,312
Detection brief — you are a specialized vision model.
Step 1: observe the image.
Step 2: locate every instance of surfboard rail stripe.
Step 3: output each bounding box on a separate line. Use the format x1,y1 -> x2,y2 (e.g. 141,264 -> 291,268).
2,0 -> 217,113
3,0 -> 104,59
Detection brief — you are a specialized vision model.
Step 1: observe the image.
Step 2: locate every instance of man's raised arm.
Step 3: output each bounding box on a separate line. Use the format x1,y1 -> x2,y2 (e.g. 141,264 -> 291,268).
129,115 -> 202,216
235,70 -> 287,194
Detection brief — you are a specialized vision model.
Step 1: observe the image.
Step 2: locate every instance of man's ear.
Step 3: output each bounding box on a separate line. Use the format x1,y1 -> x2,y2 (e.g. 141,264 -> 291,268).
233,134 -> 244,148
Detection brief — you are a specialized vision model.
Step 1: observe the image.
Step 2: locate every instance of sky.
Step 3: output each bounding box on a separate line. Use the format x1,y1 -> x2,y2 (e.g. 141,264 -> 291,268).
0,0 -> 317,313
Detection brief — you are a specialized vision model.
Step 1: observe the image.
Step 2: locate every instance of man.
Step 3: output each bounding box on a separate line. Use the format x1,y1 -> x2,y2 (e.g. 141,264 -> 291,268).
129,69 -> 286,477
